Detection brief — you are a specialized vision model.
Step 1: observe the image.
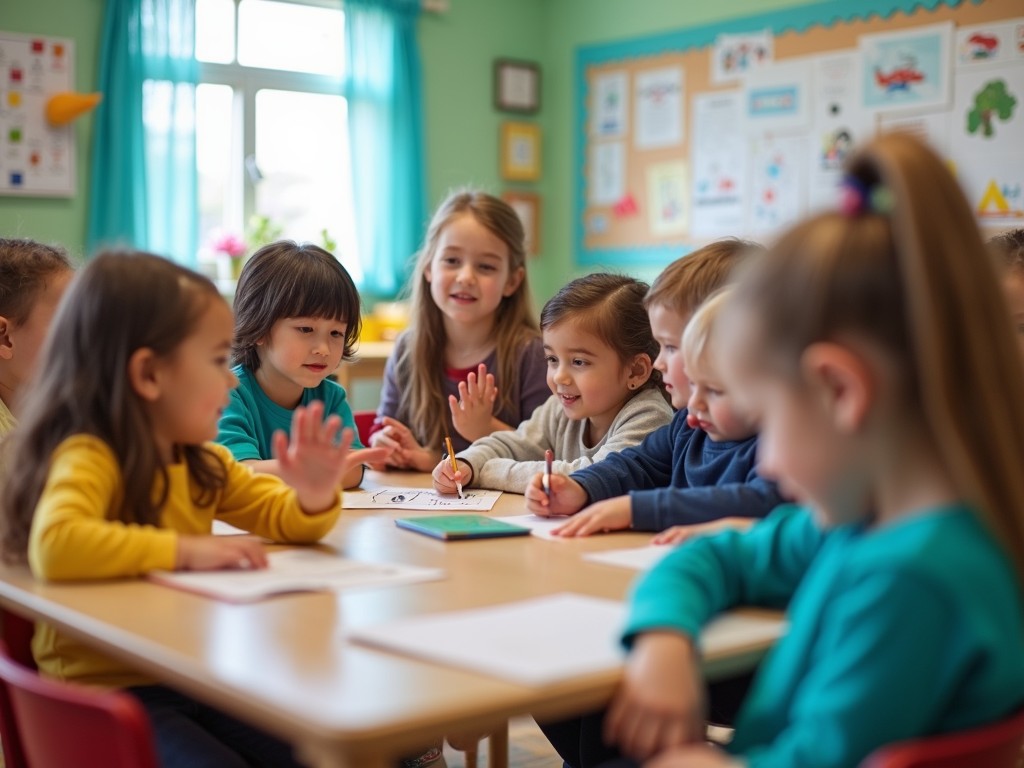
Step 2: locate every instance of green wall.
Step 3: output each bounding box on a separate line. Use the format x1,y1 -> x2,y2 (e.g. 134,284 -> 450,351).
0,0 -> 103,261
0,0 -> 824,300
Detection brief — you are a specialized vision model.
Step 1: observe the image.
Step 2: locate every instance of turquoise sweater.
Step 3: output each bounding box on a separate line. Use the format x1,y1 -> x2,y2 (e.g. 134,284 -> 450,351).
624,504 -> 1024,768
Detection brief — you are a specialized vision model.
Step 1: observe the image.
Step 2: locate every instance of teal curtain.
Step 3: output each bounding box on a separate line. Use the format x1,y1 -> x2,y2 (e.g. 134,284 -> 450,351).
87,0 -> 198,264
344,0 -> 426,298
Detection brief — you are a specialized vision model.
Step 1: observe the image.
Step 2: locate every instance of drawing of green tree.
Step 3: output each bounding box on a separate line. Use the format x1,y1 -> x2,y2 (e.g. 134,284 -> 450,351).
967,80 -> 1017,138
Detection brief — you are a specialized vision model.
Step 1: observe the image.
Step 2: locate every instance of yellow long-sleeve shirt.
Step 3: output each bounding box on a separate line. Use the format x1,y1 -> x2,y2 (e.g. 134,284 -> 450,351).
28,434 -> 341,688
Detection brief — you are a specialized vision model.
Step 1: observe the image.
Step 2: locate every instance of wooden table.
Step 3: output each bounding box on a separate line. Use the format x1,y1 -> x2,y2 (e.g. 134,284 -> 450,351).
0,471 -> 782,768
334,340 -> 394,393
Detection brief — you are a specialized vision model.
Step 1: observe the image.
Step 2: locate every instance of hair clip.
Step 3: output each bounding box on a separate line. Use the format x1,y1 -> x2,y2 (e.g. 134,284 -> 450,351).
839,177 -> 894,217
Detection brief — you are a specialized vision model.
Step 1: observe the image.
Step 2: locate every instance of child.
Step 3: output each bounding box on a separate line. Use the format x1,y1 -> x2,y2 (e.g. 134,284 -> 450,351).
602,133 -> 1024,768
0,251 -> 353,768
370,190 -> 549,471
0,238 -> 74,438
217,241 -> 383,488
989,228 -> 1024,357
525,246 -> 782,537
432,273 -> 673,495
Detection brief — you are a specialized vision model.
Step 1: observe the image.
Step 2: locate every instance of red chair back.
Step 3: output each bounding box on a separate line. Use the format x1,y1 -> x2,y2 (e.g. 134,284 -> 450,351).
354,410 -> 377,446
0,640 -> 160,768
0,609 -> 36,768
860,708 -> 1024,768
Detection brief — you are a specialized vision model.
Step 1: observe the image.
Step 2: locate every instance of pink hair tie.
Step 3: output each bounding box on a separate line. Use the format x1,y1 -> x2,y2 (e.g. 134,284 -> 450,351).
839,177 -> 895,216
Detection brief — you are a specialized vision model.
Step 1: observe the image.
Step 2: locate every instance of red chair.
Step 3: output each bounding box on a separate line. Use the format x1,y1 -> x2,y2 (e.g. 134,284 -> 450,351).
354,409 -> 377,446
859,708 -> 1024,768
0,638 -> 160,768
0,608 -> 35,768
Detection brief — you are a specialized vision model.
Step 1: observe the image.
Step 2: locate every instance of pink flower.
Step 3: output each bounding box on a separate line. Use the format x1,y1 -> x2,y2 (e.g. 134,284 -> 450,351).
211,231 -> 247,259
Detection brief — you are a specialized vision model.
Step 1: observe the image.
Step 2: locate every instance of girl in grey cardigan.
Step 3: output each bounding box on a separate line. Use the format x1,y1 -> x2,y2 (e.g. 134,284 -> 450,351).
433,274 -> 673,494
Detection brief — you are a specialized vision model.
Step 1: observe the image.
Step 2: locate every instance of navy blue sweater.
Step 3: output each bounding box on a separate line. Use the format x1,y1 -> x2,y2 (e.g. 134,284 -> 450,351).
570,409 -> 783,532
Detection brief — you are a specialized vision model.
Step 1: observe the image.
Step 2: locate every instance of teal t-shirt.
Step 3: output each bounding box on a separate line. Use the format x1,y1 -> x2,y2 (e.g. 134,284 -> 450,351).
624,504 -> 1024,768
216,365 -> 363,461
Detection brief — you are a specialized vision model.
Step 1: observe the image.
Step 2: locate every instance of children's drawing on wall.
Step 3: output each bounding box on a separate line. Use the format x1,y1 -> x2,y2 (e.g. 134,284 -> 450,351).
748,134 -> 806,235
343,487 -> 502,512
743,60 -> 811,133
588,141 -> 625,205
646,161 -> 688,237
590,71 -> 629,138
633,66 -> 684,149
809,51 -> 869,208
861,22 -> 953,112
952,154 -> 1024,226
955,19 -> 1024,67
690,91 -> 745,237
712,29 -> 772,84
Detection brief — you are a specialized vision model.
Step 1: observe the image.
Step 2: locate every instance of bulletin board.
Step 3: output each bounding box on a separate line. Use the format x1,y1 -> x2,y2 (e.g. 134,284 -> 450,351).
576,0 -> 1024,266
0,31 -> 76,197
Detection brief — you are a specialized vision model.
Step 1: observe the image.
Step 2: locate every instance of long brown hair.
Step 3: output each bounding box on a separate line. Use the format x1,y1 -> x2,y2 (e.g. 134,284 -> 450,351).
0,251 -> 228,562
396,190 -> 538,450
728,132 -> 1024,585
541,273 -> 667,402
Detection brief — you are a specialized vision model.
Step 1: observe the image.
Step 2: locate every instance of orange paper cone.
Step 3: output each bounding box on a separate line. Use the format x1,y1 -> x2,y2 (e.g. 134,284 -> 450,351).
45,92 -> 102,126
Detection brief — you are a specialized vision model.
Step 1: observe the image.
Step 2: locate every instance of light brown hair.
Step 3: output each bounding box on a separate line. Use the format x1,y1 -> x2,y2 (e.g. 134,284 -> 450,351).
989,228 -> 1024,272
644,238 -> 761,317
0,238 -> 73,325
727,132 -> 1024,585
681,287 -> 733,373
0,252 -> 228,562
396,190 -> 538,450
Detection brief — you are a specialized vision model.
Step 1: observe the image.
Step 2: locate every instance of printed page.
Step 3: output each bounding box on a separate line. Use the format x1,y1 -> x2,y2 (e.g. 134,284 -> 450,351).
343,487 -> 501,511
583,545 -> 675,571
150,549 -> 444,603
494,514 -> 567,541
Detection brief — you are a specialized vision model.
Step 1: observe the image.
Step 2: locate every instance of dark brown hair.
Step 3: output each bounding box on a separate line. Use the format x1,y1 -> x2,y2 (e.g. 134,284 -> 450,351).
727,132 -> 1024,585
1,251 -> 228,562
989,228 -> 1024,272
644,238 -> 762,317
0,238 -> 73,325
397,190 -> 538,449
541,273 -> 666,400
231,240 -> 362,371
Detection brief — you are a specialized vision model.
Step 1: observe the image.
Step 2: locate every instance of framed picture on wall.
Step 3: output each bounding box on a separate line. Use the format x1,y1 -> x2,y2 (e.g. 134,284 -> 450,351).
500,122 -> 541,181
494,58 -> 541,114
502,191 -> 541,256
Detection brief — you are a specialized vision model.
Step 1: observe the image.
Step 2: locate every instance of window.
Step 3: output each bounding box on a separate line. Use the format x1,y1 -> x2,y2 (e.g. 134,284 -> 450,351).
194,0 -> 361,283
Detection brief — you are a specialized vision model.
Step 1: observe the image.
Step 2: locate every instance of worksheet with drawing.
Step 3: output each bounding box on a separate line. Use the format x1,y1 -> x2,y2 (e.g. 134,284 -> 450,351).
343,487 -> 502,511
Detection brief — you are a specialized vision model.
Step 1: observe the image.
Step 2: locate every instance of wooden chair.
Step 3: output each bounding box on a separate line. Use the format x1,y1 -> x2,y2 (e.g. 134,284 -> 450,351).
860,709 -> 1024,768
0,637 -> 160,768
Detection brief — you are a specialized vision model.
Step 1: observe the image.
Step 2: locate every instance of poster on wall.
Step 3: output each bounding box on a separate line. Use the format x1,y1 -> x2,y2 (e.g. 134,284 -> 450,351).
954,18 -> 1024,68
712,30 -> 773,84
0,31 -> 76,197
634,66 -> 684,149
588,141 -> 625,205
860,22 -> 953,113
690,90 -> 746,238
743,60 -> 811,133
590,71 -> 629,138
646,161 -> 688,237
747,133 -> 807,235
809,51 -> 869,209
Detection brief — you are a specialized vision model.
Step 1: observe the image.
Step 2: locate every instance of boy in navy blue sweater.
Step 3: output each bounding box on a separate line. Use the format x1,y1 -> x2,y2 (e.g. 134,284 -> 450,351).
525,248 -> 782,538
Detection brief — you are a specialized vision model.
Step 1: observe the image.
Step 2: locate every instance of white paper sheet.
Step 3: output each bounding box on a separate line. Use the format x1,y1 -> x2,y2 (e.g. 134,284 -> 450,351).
591,71 -> 629,138
690,90 -> 746,238
343,487 -> 501,511
583,545 -> 674,571
589,141 -> 625,205
150,549 -> 444,603
634,66 -> 684,149
494,514 -> 567,541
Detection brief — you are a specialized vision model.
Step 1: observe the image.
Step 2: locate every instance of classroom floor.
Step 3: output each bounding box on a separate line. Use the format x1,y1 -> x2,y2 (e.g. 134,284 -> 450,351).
442,716 -> 563,768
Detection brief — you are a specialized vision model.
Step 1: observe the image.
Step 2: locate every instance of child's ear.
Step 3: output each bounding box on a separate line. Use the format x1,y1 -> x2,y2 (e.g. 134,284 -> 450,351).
626,353 -> 653,390
127,347 -> 162,402
0,316 -> 12,361
502,266 -> 525,297
800,342 -> 873,433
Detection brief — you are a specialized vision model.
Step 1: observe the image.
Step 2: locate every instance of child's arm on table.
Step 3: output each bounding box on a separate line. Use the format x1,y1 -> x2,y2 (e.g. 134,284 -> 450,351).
652,517 -> 757,545
524,472 -> 589,516
368,416 -> 436,472
432,458 -> 473,495
552,495 -> 633,536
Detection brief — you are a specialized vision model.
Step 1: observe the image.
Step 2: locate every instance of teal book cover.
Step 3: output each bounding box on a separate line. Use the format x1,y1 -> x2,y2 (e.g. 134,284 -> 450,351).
395,515 -> 530,541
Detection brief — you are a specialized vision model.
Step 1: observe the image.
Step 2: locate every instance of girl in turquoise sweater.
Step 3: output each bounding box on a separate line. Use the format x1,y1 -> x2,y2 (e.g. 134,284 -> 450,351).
596,133 -> 1024,768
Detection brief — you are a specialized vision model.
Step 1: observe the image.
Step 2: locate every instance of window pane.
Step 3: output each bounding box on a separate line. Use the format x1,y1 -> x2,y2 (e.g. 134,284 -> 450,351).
195,0 -> 235,64
196,84 -> 241,267
254,89 -> 360,281
238,0 -> 344,76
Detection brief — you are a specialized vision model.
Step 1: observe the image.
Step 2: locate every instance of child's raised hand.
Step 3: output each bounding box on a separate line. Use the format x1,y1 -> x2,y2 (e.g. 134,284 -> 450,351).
552,496 -> 632,537
651,517 -> 755,546
448,363 -> 499,442
524,473 -> 588,517
272,401 -> 353,513
432,459 -> 472,495
604,632 -> 706,761
176,535 -> 268,571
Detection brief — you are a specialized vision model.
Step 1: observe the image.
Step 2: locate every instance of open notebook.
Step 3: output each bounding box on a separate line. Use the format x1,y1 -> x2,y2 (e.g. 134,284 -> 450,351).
150,549 -> 443,603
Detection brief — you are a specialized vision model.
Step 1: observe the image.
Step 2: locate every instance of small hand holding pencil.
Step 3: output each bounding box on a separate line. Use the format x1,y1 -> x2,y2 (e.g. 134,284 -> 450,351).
431,435 -> 468,498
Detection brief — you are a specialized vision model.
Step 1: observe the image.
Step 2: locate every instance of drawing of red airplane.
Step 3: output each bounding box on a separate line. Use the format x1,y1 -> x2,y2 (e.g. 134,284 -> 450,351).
874,56 -> 925,92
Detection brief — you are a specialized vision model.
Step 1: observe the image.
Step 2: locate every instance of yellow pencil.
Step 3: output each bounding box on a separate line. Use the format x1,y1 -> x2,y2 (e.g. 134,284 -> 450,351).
444,435 -> 465,499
